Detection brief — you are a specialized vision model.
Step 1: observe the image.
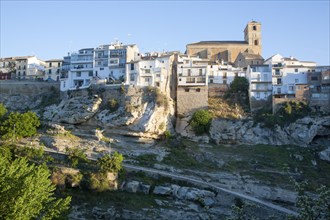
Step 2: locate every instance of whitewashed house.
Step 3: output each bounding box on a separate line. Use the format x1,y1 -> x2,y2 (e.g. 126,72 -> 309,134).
208,63 -> 244,85
264,54 -> 316,99
246,64 -> 273,111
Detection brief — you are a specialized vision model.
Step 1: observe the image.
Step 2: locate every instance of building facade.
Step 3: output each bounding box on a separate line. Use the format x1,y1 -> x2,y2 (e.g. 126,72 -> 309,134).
44,59 -> 63,81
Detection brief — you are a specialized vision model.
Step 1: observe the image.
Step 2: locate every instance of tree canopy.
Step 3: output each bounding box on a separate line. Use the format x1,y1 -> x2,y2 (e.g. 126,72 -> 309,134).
0,156 -> 71,219
229,76 -> 249,94
97,151 -> 124,173
0,111 -> 40,140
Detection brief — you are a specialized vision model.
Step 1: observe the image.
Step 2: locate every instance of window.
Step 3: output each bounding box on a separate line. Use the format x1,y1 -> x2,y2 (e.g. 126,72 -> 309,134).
256,92 -> 260,98
187,69 -> 191,76
89,71 -> 93,76
145,69 -> 151,74
196,88 -> 201,92
275,69 -> 280,75
130,63 -> 134,70
100,68 -> 104,70
277,78 -> 282,85
95,71 -> 98,76
288,86 -> 294,91
295,69 -> 298,72
186,77 -> 195,83
253,25 -> 257,31
58,62 -> 61,67
48,69 -> 51,74
49,63 -> 52,67
97,62 -> 101,65
264,92 -> 268,97
223,72 -> 227,78
130,73 -> 135,81
144,77 -> 150,82
150,66 -> 152,68
156,82 -> 160,87
199,69 -> 203,76
277,88 -> 281,94
185,88 -> 190,92
311,76 -> 318,81
162,61 -> 164,63
76,72 -> 81,77
223,79 -> 227,85
254,40 -> 258,46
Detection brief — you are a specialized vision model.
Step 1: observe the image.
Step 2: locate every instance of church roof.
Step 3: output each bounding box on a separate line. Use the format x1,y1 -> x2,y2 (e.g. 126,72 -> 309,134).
239,52 -> 264,60
187,41 -> 248,46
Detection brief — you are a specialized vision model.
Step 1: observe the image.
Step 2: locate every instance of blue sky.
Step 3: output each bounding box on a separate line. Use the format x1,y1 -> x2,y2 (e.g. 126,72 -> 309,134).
1,1 -> 329,65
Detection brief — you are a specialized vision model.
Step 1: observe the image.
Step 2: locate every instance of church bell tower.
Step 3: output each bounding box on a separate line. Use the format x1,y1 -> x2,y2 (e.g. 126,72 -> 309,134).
244,21 -> 262,55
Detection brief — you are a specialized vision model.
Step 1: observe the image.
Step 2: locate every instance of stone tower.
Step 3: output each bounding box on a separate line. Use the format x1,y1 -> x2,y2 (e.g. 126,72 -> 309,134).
244,21 -> 262,55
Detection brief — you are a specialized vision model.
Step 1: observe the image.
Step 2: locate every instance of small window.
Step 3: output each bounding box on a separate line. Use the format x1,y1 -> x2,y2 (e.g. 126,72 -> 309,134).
199,69 -> 203,76
48,69 -> 51,74
311,76 -> 318,81
76,72 -> 81,77
254,40 -> 258,46
253,25 -> 257,31
49,63 -> 52,67
256,92 -> 260,98
223,80 -> 227,85
130,63 -> 134,70
295,69 -> 298,72
89,71 -> 93,76
100,68 -> 104,70
185,88 -> 190,92
187,69 -> 191,76
196,88 -> 201,92
277,78 -> 282,85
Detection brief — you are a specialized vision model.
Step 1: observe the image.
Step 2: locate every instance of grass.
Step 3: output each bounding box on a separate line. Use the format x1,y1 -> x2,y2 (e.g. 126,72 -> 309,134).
210,144 -> 330,190
134,154 -> 158,167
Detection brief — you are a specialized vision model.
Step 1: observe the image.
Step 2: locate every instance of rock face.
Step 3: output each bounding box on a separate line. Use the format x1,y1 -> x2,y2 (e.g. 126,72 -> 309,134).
210,116 -> 330,146
43,95 -> 102,124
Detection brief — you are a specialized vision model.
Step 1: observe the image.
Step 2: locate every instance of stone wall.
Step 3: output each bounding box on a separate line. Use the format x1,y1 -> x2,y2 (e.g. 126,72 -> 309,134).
208,83 -> 228,97
176,86 -> 208,117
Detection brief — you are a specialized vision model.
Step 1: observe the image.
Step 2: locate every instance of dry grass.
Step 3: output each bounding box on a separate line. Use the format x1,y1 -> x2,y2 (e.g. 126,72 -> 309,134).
208,97 -> 246,119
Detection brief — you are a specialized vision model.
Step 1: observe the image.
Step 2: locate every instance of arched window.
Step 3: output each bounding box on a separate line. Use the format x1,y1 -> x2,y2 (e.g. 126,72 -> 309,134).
253,26 -> 257,31
254,40 -> 258,45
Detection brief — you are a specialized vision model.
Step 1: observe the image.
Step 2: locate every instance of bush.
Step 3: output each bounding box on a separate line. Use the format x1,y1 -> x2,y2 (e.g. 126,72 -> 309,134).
229,76 -> 249,94
109,99 -> 119,112
190,110 -> 212,135
88,172 -> 112,192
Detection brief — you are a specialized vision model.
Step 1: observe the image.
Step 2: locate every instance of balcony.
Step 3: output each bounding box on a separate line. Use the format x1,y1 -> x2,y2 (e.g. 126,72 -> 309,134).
178,76 -> 207,86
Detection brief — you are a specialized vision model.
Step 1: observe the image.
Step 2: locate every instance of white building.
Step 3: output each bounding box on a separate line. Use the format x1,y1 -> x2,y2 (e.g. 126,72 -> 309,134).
264,54 -> 316,98
44,59 -> 63,81
246,64 -> 273,111
208,63 -> 244,85
177,55 -> 208,86
0,56 -> 46,80
60,42 -> 139,91
126,52 -> 176,95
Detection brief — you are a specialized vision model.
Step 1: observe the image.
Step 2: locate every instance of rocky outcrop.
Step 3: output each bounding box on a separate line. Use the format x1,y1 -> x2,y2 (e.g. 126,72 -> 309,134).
210,116 -> 330,147
43,95 -> 102,124
319,147 -> 330,162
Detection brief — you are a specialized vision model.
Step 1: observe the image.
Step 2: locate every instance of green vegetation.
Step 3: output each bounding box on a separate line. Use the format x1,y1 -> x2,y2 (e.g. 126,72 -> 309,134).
0,103 -> 7,119
155,88 -> 169,111
66,147 -> 88,168
190,109 -> 212,135
289,179 -> 330,220
97,152 -> 124,173
254,101 -> 311,128
134,153 -> 158,167
224,76 -> 250,112
88,172 -> 114,192
0,155 -> 71,219
0,110 -> 40,141
109,98 -> 119,112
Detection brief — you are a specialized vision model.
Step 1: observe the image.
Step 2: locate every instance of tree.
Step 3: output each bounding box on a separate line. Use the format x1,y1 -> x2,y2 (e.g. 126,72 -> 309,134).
97,151 -> 124,173
229,76 -> 249,94
0,111 -> 40,140
289,179 -> 330,220
0,156 -> 71,219
190,109 -> 212,135
65,147 -> 88,168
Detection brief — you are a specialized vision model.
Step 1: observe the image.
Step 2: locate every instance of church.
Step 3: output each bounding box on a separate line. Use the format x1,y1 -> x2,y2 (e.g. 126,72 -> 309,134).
186,21 -> 263,65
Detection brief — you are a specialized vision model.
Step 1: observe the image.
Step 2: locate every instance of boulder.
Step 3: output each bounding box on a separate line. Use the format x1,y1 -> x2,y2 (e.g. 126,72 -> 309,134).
319,147 -> 330,162
138,183 -> 151,194
153,185 -> 172,196
124,181 -> 140,193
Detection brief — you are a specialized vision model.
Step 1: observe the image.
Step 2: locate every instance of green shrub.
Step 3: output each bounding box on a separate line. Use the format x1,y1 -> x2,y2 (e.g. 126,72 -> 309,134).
190,109 -> 212,135
97,152 -> 124,173
88,172 -> 111,192
65,147 -> 88,168
0,103 -> 7,119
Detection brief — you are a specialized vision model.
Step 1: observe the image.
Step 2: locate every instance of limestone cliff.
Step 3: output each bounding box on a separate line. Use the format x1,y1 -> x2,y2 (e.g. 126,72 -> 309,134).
43,86 -> 175,138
